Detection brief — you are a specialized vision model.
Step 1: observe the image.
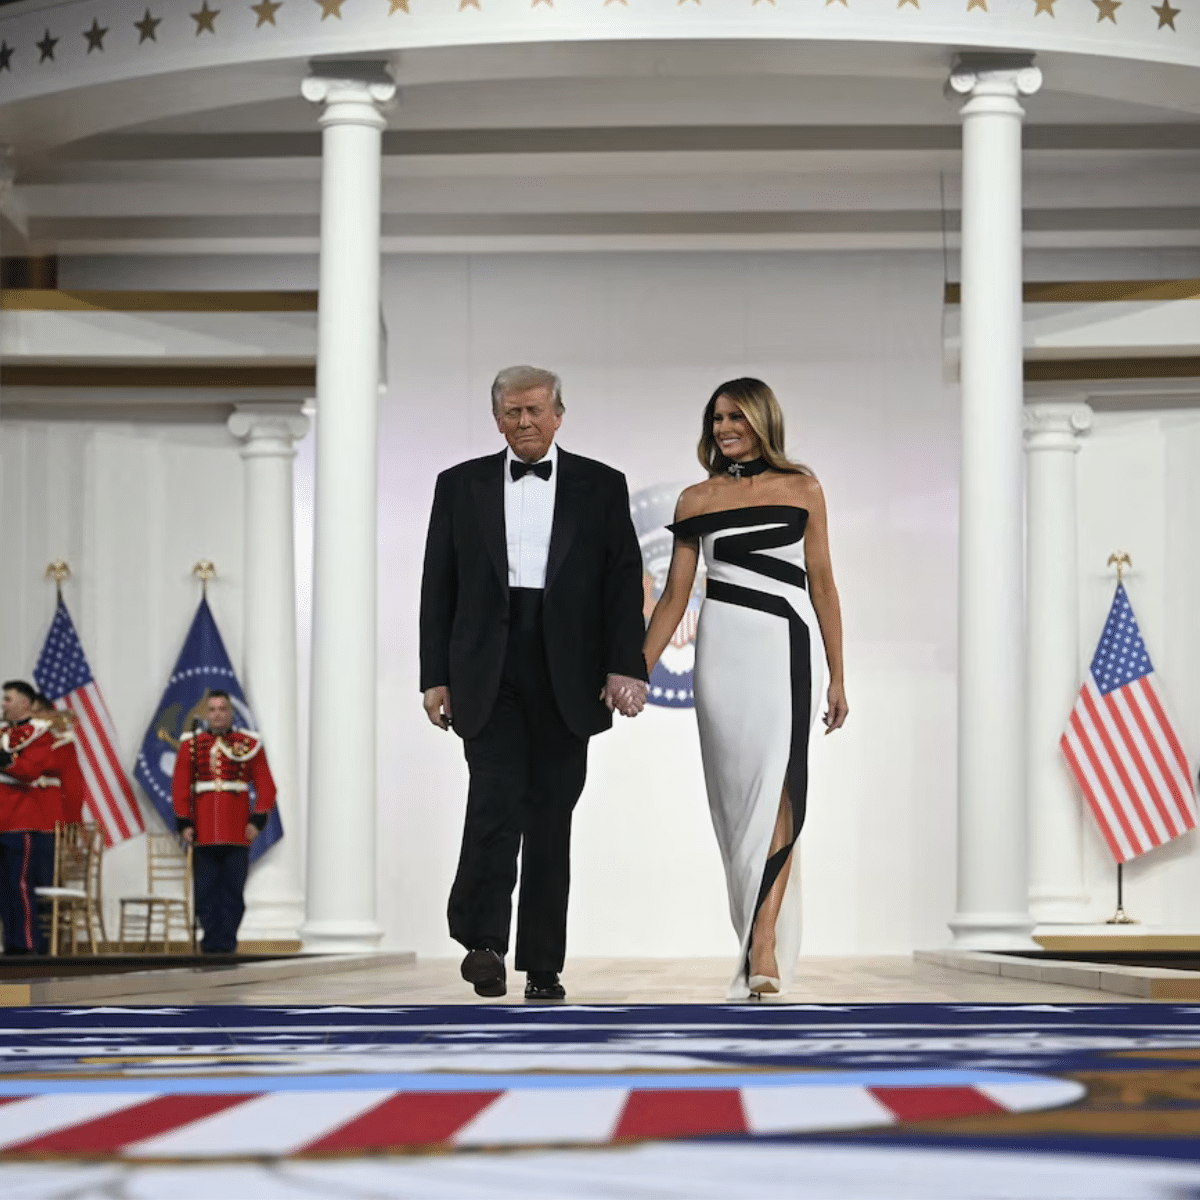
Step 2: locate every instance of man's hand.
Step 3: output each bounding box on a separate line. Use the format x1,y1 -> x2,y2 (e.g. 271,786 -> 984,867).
245,822 -> 258,843
423,686 -> 453,730
180,826 -> 195,845
601,674 -> 648,718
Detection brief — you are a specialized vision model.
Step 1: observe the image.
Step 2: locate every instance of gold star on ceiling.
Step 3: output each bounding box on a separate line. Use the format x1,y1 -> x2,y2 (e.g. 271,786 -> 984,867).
898,0 -> 919,8
967,0 -> 987,10
459,0 -> 480,9
388,0 -> 409,12
1033,0 -> 1056,13
752,0 -> 777,6
316,0 -> 345,16
531,0 -> 553,6
825,0 -> 849,6
677,0 -> 700,6
1093,0 -> 1120,17
1152,0 -> 1179,24
191,2 -> 220,32
83,18 -> 108,50
604,0 -> 628,6
135,8 -> 162,40
252,0 -> 283,23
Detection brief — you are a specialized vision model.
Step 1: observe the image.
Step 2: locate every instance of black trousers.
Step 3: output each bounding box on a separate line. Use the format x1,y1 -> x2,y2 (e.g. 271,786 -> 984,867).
448,589 -> 589,974
194,844 -> 249,954
0,832 -> 45,954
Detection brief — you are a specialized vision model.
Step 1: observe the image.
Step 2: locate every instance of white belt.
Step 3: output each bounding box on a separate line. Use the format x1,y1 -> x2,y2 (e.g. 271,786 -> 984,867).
195,781 -> 249,793
31,777 -> 62,788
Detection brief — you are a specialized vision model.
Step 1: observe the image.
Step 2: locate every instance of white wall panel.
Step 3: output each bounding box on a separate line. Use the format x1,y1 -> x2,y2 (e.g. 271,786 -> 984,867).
371,249 -> 960,959
31,247 -> 1200,963
0,419 -> 245,938
1076,411 -> 1200,928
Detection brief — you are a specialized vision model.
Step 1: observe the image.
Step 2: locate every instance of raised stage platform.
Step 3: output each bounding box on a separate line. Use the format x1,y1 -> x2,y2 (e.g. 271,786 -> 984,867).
0,952 -> 416,1006
4,947 -> 1199,1006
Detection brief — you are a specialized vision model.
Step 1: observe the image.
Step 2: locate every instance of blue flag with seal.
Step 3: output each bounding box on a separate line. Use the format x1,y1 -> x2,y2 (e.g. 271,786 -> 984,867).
134,597 -> 283,864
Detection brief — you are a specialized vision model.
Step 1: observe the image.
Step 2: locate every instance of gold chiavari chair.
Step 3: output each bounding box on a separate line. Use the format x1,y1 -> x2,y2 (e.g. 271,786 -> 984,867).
117,833 -> 195,953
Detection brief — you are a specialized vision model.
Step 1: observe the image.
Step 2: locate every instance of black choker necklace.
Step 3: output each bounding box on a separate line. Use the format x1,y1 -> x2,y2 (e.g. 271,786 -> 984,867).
726,457 -> 769,478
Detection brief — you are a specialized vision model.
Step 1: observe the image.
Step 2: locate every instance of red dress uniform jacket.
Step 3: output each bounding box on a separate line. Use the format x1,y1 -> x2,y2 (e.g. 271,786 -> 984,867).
0,720 -> 57,833
55,735 -> 87,826
29,733 -> 87,828
171,729 -> 276,846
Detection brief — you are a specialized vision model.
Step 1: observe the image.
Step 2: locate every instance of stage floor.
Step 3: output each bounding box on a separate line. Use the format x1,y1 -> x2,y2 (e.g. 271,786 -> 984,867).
3,953 -> 1157,1007
2,996 -> 1199,1198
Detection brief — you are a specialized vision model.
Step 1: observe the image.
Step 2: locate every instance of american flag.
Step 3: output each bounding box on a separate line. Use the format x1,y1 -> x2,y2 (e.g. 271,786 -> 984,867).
32,595 -> 144,846
1060,582 -> 1197,863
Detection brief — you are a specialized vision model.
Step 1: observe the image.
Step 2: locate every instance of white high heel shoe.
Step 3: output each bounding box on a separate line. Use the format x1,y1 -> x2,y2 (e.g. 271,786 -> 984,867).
748,974 -> 780,996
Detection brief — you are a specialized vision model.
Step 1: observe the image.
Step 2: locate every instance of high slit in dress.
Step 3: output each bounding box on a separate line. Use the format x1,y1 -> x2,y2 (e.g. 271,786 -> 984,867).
667,505 -> 825,1000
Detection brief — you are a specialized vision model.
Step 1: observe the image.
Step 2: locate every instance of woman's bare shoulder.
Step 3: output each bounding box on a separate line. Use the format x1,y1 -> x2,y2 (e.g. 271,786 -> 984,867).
674,479 -> 718,521
782,471 -> 825,508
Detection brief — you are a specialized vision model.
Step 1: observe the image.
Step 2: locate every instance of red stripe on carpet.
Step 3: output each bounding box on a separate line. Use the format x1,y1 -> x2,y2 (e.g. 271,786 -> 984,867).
9,1094 -> 255,1152
869,1085 -> 1006,1122
614,1088 -> 748,1139
304,1091 -> 502,1151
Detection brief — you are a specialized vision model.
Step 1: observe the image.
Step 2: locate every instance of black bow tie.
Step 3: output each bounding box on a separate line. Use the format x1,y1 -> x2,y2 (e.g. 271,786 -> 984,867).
511,458 -> 553,482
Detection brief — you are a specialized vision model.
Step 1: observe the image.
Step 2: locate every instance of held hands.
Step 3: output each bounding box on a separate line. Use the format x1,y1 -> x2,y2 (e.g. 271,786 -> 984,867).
245,822 -> 258,843
823,681 -> 849,734
423,686 -> 453,731
180,826 -> 195,845
601,673 -> 648,718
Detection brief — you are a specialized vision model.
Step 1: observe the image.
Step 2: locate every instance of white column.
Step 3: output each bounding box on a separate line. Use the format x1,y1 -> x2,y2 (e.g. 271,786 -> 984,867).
227,404 -> 310,948
299,65 -> 394,953
946,56 -> 1042,950
1024,401 -> 1093,924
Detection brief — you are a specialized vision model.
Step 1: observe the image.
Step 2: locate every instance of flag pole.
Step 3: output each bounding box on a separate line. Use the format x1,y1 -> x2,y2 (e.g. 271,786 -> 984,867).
187,561 -> 216,952
1106,862 -> 1138,925
44,560 -> 70,596
192,560 -> 216,598
1103,550 -> 1138,926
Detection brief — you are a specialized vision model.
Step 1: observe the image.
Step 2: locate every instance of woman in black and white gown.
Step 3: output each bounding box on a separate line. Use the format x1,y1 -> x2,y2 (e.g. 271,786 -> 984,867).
644,379 -> 848,999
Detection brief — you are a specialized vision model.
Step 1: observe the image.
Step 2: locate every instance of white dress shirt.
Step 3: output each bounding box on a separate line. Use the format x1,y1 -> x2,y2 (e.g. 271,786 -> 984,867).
504,442 -> 558,589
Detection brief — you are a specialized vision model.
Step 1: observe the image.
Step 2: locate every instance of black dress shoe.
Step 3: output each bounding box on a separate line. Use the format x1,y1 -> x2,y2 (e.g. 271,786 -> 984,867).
524,972 -> 566,1001
460,948 -> 506,998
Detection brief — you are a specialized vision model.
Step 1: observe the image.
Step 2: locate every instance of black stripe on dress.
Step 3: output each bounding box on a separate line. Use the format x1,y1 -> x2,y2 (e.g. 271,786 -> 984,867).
705,578 -> 812,957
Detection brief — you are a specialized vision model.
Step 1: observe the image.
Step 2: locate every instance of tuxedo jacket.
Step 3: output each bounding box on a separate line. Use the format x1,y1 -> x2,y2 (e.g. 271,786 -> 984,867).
419,446 -> 648,742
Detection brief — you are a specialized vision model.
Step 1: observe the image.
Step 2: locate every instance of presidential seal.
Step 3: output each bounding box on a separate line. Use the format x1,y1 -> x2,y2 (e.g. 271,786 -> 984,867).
630,482 -> 705,709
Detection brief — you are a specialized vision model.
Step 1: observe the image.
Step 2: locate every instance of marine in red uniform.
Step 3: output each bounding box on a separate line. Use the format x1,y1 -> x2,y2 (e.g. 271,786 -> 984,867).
172,690 -> 276,953
0,680 -> 57,954
26,696 -> 89,902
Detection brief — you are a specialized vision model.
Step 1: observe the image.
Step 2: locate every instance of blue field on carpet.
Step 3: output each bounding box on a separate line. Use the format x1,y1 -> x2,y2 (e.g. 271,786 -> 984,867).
1,1002 -> 1200,1197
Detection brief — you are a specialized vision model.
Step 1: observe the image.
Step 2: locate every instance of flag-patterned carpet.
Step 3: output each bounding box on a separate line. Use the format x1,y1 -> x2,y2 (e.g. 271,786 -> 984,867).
2,1002 -> 1200,1197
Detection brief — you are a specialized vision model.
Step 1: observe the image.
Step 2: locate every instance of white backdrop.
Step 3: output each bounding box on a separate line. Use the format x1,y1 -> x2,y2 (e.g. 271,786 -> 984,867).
372,249 -> 959,958
5,247 -> 1200,959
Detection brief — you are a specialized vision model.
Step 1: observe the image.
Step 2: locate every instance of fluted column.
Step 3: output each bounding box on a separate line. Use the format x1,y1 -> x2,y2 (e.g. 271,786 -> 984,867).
299,64 -> 394,953
227,404 -> 310,948
1024,401 -> 1093,924
946,56 -> 1042,950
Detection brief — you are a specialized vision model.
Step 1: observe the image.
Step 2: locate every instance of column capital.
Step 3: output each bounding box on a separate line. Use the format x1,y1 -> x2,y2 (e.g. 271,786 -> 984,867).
228,404 -> 310,459
947,54 -> 1042,113
302,62 -> 395,128
1023,401 -> 1093,452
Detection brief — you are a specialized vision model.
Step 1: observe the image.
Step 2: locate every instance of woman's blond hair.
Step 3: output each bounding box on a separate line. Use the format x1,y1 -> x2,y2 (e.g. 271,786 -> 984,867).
697,377 -> 811,478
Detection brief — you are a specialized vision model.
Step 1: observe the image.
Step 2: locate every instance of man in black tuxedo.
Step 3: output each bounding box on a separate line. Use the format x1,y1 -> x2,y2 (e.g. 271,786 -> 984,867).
420,365 -> 648,1001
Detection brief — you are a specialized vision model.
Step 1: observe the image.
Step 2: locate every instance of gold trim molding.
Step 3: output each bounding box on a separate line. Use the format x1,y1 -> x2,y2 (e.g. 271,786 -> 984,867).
1025,357 -> 1200,382
0,289 -> 318,313
945,280 -> 1200,305
0,364 -> 316,388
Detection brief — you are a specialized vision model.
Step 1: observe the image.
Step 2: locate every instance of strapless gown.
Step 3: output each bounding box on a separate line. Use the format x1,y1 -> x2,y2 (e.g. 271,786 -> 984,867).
667,505 -> 825,999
